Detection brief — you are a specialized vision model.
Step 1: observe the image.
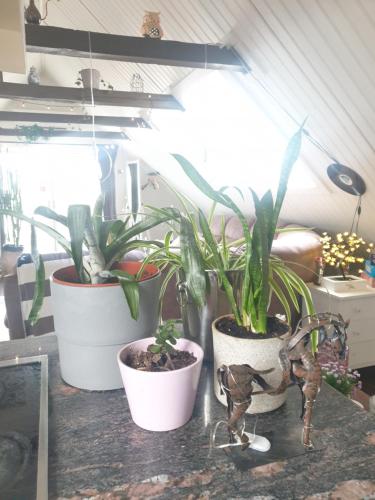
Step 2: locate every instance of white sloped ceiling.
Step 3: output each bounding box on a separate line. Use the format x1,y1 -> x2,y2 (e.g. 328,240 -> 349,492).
4,0 -> 375,239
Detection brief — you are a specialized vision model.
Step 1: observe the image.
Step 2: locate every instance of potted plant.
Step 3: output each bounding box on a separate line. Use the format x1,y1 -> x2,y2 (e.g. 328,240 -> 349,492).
117,320 -> 203,431
0,171 -> 23,275
141,189 -> 246,362
1,197 -> 177,390
173,125 -> 315,413
320,231 -> 371,292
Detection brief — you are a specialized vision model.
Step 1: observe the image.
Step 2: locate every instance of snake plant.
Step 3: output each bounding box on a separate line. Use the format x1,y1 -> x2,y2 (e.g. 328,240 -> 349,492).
0,196 -> 178,324
172,125 -> 315,344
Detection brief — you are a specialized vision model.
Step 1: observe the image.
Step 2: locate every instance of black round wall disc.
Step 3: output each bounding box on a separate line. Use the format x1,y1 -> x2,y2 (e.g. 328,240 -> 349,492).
327,163 -> 366,196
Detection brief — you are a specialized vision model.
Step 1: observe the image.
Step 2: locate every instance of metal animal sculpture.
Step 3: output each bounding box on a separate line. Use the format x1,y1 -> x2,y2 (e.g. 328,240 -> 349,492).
217,313 -> 348,451
218,364 -> 274,450
280,313 -> 348,449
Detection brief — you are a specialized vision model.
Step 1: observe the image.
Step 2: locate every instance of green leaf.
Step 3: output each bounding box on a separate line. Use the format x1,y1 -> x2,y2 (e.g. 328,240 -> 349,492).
179,215 -> 207,308
272,124 -> 304,233
149,344 -> 161,354
99,219 -> 124,250
173,154 -> 231,209
269,275 -> 291,325
198,209 -> 242,324
271,262 -> 300,312
28,225 -> 46,326
109,270 -> 140,320
104,209 -> 178,263
92,194 -> 104,245
173,154 -> 251,241
0,209 -> 71,254
34,206 -> 68,226
67,205 -> 91,283
249,189 -> 274,332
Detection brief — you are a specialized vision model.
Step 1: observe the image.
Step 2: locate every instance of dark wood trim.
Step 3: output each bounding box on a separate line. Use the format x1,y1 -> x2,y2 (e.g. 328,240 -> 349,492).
25,24 -> 248,72
0,127 -> 128,139
0,111 -> 150,128
0,83 -> 184,110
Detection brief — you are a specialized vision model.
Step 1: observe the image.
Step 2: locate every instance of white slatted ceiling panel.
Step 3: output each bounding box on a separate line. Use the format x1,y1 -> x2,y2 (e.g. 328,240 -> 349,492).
9,0 -> 375,238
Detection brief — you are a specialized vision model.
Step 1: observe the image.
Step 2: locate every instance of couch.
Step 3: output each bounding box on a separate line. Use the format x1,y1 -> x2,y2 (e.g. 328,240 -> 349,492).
162,215 -> 322,321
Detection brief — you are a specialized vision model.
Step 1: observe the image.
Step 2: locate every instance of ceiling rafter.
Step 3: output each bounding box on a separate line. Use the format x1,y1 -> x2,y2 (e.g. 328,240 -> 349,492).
0,83 -> 183,110
0,111 -> 150,128
25,24 -> 248,72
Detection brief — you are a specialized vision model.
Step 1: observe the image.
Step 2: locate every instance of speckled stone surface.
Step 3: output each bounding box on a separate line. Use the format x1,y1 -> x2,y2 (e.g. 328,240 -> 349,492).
1,335 -> 375,500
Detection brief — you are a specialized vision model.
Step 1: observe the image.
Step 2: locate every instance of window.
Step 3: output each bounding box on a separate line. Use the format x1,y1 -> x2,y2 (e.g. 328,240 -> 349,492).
128,71 -> 316,198
0,143 -> 101,253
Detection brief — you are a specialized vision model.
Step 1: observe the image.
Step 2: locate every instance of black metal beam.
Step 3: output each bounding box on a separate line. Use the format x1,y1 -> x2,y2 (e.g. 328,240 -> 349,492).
0,83 -> 184,110
25,24 -> 248,72
0,127 -> 128,140
0,111 -> 150,128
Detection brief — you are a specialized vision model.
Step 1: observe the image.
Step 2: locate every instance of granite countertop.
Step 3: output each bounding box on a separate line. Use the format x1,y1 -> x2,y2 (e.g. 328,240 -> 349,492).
1,335 -> 375,500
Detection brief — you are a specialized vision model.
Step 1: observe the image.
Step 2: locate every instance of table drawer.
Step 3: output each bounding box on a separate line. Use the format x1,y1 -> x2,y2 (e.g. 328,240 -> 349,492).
347,319 -> 375,343
348,339 -> 375,369
336,296 -> 375,321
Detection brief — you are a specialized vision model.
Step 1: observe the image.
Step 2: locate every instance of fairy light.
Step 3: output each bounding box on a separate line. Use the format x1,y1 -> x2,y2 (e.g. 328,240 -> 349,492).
321,231 -> 373,274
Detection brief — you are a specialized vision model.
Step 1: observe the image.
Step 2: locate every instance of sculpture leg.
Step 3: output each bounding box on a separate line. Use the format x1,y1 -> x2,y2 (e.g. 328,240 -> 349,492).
301,382 -> 320,449
227,401 -> 251,450
292,359 -> 321,449
297,382 -> 306,419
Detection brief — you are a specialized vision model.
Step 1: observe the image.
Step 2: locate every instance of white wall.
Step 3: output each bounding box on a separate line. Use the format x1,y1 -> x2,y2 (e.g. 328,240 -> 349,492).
114,143 -> 183,240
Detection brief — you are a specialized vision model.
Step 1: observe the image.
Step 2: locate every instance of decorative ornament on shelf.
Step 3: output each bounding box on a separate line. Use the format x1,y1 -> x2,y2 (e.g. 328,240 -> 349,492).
75,70 -> 114,91
141,11 -> 164,39
25,0 -> 61,25
27,66 -> 40,85
25,0 -> 41,24
130,73 -> 144,93
17,124 -> 51,143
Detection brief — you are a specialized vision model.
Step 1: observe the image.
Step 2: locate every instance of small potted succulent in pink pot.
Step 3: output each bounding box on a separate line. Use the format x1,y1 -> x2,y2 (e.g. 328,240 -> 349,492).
117,320 -> 203,431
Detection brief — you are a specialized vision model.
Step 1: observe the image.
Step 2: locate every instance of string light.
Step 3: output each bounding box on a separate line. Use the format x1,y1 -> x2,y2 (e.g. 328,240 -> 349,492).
321,232 -> 374,276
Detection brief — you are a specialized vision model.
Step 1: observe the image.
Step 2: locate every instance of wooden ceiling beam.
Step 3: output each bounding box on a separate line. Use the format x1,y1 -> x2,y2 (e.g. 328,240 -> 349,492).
25,24 -> 248,72
0,111 -> 150,128
0,82 -> 183,110
0,127 -> 128,140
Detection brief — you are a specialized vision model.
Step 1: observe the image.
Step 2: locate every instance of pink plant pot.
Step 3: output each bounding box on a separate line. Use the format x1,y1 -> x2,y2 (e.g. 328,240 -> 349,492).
117,337 -> 203,431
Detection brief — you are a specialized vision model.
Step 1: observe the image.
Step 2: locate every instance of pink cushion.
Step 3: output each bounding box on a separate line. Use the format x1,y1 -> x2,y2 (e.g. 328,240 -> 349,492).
225,215 -> 256,242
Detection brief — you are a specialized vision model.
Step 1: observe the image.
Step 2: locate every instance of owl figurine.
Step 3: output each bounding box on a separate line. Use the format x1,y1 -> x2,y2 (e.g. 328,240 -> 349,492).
141,11 -> 164,39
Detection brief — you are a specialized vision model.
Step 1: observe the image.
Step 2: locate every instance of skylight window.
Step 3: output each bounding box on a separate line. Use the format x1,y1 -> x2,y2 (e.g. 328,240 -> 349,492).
138,71 -> 316,196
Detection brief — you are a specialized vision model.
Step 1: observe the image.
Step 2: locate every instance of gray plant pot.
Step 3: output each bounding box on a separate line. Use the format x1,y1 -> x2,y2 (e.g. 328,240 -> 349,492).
51,263 -> 161,390
178,271 -> 231,363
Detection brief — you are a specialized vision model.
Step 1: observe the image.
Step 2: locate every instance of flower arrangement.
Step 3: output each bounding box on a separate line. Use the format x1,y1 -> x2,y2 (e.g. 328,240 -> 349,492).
321,231 -> 374,278
321,361 -> 361,397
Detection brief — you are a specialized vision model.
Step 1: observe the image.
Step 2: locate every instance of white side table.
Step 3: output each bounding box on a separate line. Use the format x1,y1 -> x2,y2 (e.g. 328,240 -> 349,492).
304,284 -> 375,369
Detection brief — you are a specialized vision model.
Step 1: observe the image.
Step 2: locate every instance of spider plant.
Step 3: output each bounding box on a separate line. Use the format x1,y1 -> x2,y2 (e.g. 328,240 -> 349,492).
0,196 -> 178,324
139,183 -> 247,316
172,125 -> 315,346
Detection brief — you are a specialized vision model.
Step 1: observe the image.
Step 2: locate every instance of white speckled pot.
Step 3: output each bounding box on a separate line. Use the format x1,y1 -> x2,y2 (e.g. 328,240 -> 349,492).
213,315 -> 291,414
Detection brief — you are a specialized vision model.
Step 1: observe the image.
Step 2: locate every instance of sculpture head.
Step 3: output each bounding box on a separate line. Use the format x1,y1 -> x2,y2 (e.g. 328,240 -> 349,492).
316,313 -> 348,360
